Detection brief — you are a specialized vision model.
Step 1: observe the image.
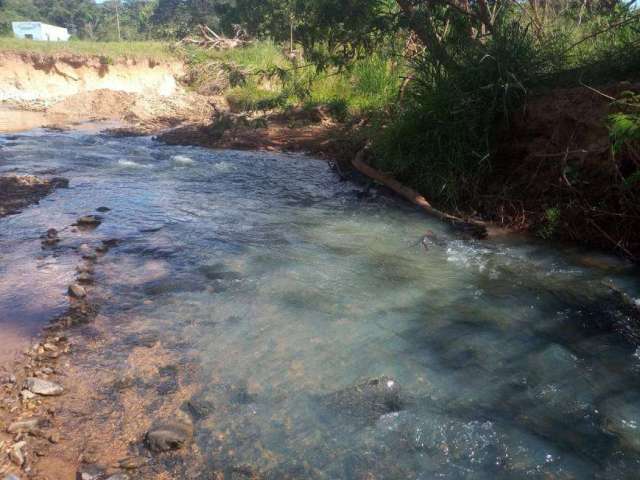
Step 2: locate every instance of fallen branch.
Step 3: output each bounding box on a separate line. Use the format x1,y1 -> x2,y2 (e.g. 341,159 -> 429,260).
352,147 -> 488,238
178,24 -> 249,50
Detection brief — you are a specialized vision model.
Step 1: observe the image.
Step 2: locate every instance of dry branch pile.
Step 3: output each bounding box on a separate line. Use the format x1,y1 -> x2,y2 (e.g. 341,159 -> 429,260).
178,25 -> 249,50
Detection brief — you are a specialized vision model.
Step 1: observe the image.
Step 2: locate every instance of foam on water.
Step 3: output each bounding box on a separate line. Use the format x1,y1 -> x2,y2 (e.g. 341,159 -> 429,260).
1,130 -> 640,479
117,158 -> 151,168
171,154 -> 195,166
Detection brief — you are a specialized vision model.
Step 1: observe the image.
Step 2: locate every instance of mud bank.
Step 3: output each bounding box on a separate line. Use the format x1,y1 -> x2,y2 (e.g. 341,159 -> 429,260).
0,175 -> 68,218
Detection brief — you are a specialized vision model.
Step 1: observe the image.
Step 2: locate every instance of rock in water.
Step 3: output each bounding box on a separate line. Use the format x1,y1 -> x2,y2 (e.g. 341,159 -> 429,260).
145,412 -> 193,453
7,418 -> 45,434
76,215 -> 102,227
68,283 -> 87,298
118,456 -> 147,470
25,377 -> 64,396
319,376 -> 407,423
9,441 -> 26,466
77,272 -> 93,284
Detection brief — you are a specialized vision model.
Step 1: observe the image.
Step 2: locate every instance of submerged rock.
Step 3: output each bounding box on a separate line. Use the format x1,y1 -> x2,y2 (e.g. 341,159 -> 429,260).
76,215 -> 102,227
182,397 -> 215,420
199,263 -> 243,281
118,456 -> 147,470
77,272 -> 93,284
7,418 -> 46,434
601,394 -> 640,452
319,376 -> 407,422
25,377 -> 64,396
9,441 -> 26,466
145,412 -> 193,453
96,206 -> 111,213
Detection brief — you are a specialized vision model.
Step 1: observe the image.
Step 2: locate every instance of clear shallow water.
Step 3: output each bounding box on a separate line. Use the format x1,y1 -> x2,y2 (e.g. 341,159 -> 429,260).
1,130 -> 640,478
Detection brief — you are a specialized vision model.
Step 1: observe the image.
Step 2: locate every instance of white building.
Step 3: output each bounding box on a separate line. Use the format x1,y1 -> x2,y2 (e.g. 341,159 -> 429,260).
12,22 -> 71,42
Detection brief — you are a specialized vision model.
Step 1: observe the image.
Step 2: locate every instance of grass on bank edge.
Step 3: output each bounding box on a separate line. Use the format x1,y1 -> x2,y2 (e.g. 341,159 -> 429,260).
182,40 -> 403,119
0,37 -> 177,61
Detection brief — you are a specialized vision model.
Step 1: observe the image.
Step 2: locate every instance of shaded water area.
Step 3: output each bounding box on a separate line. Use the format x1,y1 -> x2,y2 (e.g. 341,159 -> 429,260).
2,130 -> 640,478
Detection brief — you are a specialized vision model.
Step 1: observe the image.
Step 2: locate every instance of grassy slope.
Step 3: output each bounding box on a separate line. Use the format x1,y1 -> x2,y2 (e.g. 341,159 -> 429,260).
182,40 -> 402,117
0,37 -> 177,61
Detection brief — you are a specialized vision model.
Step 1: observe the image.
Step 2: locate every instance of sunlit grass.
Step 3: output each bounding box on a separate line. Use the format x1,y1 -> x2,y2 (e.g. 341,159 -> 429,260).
0,37 -> 177,61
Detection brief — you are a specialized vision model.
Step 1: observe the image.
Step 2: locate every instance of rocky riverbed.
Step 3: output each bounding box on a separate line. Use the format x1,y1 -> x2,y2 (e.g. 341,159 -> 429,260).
1,130 -> 640,479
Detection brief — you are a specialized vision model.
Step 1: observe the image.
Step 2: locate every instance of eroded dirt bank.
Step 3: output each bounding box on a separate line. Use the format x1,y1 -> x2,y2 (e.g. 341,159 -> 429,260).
0,175 -> 68,218
0,52 -> 217,133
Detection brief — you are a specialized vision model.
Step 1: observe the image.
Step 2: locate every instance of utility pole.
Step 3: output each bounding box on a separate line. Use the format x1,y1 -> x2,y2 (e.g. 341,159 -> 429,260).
115,0 -> 121,41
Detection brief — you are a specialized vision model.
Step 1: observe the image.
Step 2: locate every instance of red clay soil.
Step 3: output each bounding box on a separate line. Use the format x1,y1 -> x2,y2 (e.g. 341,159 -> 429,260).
482,81 -> 640,261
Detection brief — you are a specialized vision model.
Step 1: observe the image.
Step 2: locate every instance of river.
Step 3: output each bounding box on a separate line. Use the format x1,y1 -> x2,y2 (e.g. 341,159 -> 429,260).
1,129 -> 640,478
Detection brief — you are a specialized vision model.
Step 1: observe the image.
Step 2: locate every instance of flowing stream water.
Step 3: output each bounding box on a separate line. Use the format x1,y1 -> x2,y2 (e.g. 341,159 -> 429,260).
1,130 -> 640,479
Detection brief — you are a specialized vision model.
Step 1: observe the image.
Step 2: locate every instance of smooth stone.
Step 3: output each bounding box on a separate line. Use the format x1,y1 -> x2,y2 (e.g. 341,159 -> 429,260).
77,263 -> 95,274
76,215 -> 102,226
83,252 -> 98,261
68,284 -> 87,299
42,238 -> 59,246
145,412 -> 193,453
7,418 -> 43,434
106,476 -> 130,480
78,471 -> 102,480
77,272 -> 93,284
9,441 -> 26,466
118,456 -> 147,469
4,474 -> 22,480
20,389 -> 36,401
78,244 -> 92,255
25,377 -> 64,396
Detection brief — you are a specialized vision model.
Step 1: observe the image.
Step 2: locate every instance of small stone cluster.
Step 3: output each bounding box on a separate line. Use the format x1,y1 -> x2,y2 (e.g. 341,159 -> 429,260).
1,211 -> 118,479
0,335 -> 69,477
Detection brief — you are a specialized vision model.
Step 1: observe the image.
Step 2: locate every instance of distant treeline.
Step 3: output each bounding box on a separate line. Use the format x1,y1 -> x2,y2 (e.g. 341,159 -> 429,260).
0,0 -> 228,40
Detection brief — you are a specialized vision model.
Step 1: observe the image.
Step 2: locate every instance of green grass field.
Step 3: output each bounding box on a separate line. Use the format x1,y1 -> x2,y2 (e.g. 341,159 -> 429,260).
0,37 -> 177,61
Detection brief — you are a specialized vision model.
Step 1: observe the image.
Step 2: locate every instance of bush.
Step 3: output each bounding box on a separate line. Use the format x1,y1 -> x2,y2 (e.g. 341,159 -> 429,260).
373,18 -> 538,208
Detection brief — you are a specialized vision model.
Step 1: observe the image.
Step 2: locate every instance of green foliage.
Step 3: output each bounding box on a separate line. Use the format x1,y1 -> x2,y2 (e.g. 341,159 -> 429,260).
373,16 -> 537,208
226,85 -> 285,112
539,207 -> 562,240
609,92 -> 640,154
0,37 -> 176,61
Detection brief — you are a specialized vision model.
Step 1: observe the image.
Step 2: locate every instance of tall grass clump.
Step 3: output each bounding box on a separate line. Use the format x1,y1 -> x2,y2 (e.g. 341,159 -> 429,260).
308,54 -> 403,114
373,18 -> 542,209
372,5 -> 640,210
